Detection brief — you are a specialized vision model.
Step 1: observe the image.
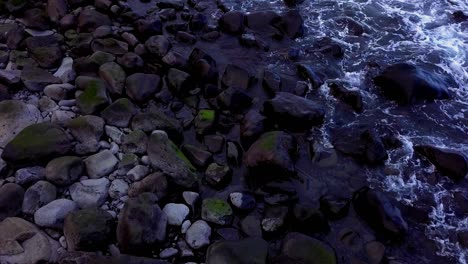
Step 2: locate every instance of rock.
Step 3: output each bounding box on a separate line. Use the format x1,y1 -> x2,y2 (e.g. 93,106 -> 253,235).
22,8 -> 49,30
21,66 -> 61,92
34,199 -> 78,228
101,98 -> 136,128
414,145 -> 468,181
280,232 -> 336,264
92,38 -> 128,55
245,131 -> 296,186
145,35 -> 171,57
221,64 -> 250,90
45,156 -> 84,186
25,36 -> 62,68
0,100 -> 41,148
76,79 -> 110,115
0,69 -> 21,85
0,217 -> 59,264
217,87 -> 253,113
117,52 -> 144,70
15,166 -> 45,186
108,179 -> 129,199
147,131 -> 197,188
373,63 -> 450,105
126,73 -> 161,102
131,112 -> 182,142
78,8 -> 111,32
58,251 -> 170,263
128,172 -> 167,199
177,31 -> 196,44
22,181 -> 56,215
292,202 -> 329,234
122,130 -> 148,155
353,187 -> 408,239
0,183 -> 24,221
205,163 -> 231,188
47,0 -> 67,23
185,220 -> 211,249
63,208 -> 114,251
277,10 -> 304,39
262,206 -> 288,232
117,193 -> 167,254
332,125 -> 387,165
44,83 -> 75,101
163,203 -> 190,226
453,10 -> 468,23
183,144 -> 212,168
206,238 -> 268,264
334,16 -> 365,36
329,82 -> 363,112
219,11 -> 244,34
70,178 -> 110,208
263,92 -> 325,131
2,123 -> 71,165
230,192 -> 256,211
241,215 -> 262,237
183,191 -> 199,211
84,150 -> 118,179
241,110 -> 266,146
319,195 -> 350,220
201,198 -> 233,226
157,0 -> 184,10
99,62 -> 126,95
262,70 -> 281,94
166,68 -> 193,95
365,241 -> 385,264
194,109 -> 216,135
204,135 -> 225,153
127,165 -> 150,181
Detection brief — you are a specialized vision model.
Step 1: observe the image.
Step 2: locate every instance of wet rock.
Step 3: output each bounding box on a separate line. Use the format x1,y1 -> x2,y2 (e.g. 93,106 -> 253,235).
84,150 -> 118,179
296,64 -> 324,89
332,125 -> 387,165
373,63 -> 450,105
2,123 -> 71,165
206,238 -> 268,264
166,68 -> 192,95
280,232 -> 336,264
21,66 -> 61,92
453,11 -> 468,23
353,187 -> 408,239
204,135 -> 225,153
185,220 -> 211,249
25,36 -> 62,68
219,11 -> 244,34
128,172 -> 167,199
0,100 -> 41,148
188,47 -> 218,84
0,217 -> 59,264
205,163 -> 231,188
145,35 -> 171,57
320,195 -> 350,220
34,198 -> 77,228
67,115 -> 104,154
101,98 -> 136,128
63,208 -> 114,251
230,192 -> 256,211
190,13 -> 208,31
262,70 -> 281,94
76,79 -> 110,115
78,8 -> 111,32
15,166 -> 45,186
132,111 -> 182,142
414,145 -> 468,181
277,10 -> 304,39
92,38 -> 128,55
329,82 -> 363,112
70,178 -> 110,208
136,18 -> 163,36
183,144 -> 212,168
147,131 -> 197,188
177,31 -> 197,44
22,181 -> 56,215
221,64 -> 251,90
126,73 -> 161,102
158,0 -> 184,10
334,16 -> 365,36
0,183 -> 24,221
117,193 -> 167,254
263,92 -> 325,131
194,109 -> 216,135
45,156 -> 83,186
245,131 -> 296,186
163,203 -> 190,226
201,198 -> 233,226
122,130 -> 148,154
99,62 -> 126,95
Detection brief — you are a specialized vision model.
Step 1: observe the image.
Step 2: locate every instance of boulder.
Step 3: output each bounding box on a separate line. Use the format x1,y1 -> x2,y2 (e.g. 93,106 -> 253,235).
45,156 -> 84,186
276,10 -> 304,39
117,193 -> 167,254
25,36 -> 62,68
280,232 -> 336,264
263,92 -> 325,131
245,131 -> 296,186
414,145 -> 468,181
76,79 -> 110,115
2,123 -> 71,165
0,183 -> 25,221
329,82 -> 363,112
22,181 -> 56,215
126,73 -> 161,103
206,238 -> 268,264
373,63 -> 450,105
147,131 -> 197,188
334,16 -> 365,36
63,208 -> 114,251
101,98 -> 136,128
0,100 -> 41,148
34,199 -> 78,228
353,187 -> 408,239
296,64 -> 324,89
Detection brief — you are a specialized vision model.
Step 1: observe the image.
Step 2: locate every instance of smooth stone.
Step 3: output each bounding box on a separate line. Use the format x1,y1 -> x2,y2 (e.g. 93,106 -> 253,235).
84,150 -> 118,179
34,199 -> 78,229
22,181 -> 57,215
69,178 -> 110,208
185,220 -> 211,249
163,203 -> 190,226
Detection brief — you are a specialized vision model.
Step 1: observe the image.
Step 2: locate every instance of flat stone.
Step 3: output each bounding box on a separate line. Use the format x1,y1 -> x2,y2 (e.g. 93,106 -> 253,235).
70,178 -> 110,208
34,199 -> 78,228
84,150 -> 118,179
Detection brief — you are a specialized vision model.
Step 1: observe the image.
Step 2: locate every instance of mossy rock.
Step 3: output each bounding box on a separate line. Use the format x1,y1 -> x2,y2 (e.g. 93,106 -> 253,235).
76,79 -> 109,115
281,232 -> 336,264
194,109 -> 216,135
201,198 -> 233,225
1,122 -> 71,165
206,238 -> 268,264
101,98 -> 136,128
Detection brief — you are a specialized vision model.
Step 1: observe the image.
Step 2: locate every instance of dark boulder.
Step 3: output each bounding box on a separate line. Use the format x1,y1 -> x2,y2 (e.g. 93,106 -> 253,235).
221,64 -> 251,90
334,16 -> 365,36
101,98 -> 136,128
353,187 -> 408,239
453,11 -> 468,23
188,48 -> 218,84
263,92 -> 325,131
373,63 -> 450,105
275,10 -> 304,39
217,87 -> 253,113
329,82 -> 363,112
296,64 -> 324,89
279,232 -> 336,264
0,183 -> 24,221
414,145 -> 468,181
126,73 -> 161,103
78,8 -> 111,33
131,111 -> 182,142
206,238 -> 268,264
219,11 -> 244,34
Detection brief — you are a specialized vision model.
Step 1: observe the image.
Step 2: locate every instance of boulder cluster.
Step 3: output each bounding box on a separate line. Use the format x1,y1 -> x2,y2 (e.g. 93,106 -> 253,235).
0,0 -> 466,263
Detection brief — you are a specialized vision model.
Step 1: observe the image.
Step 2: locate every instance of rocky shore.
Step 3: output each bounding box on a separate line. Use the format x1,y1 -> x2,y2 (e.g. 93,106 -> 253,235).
0,0 -> 467,263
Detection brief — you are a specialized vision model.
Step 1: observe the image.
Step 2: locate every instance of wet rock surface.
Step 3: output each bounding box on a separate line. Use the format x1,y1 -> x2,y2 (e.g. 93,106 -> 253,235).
0,0 -> 463,263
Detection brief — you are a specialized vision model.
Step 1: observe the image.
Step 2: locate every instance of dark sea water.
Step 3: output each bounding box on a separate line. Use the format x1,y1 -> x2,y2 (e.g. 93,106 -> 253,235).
230,0 -> 468,262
